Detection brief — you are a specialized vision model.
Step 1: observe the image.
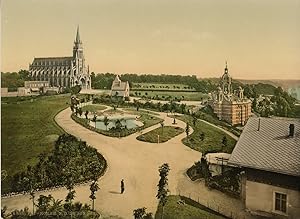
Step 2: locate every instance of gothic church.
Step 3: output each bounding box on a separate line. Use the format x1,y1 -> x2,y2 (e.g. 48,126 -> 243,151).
29,27 -> 91,89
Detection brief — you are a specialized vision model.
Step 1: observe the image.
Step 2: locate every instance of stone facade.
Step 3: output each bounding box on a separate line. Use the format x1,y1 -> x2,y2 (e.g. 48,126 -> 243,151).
209,63 -> 251,125
29,27 -> 91,89
110,75 -> 130,98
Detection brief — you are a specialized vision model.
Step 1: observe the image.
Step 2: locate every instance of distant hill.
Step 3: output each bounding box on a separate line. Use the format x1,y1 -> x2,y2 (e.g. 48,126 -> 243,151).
236,79 -> 300,90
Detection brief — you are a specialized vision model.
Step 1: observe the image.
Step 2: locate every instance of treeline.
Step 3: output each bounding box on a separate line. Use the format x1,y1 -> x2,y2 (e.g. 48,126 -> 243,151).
91,72 -> 217,93
5,134 -> 106,194
1,70 -> 31,90
233,82 -> 277,98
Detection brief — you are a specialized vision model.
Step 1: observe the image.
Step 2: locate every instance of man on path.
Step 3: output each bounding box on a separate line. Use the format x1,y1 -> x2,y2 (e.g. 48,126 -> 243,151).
120,179 -> 125,194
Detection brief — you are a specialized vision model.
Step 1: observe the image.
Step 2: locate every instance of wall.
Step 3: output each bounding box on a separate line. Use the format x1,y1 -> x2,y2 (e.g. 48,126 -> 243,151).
245,180 -> 300,218
1,87 -> 32,97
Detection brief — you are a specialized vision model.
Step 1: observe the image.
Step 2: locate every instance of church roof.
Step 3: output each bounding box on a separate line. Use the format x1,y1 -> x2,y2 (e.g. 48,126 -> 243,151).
33,57 -> 73,61
229,117 -> 300,177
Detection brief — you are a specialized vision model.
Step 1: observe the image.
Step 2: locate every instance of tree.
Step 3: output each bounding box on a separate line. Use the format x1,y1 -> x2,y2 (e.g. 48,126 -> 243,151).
185,123 -> 190,139
103,116 -> 109,131
200,133 -> 205,141
78,107 -> 83,117
192,115 -> 197,126
1,206 -> 7,218
92,114 -> 97,128
156,163 -> 170,219
133,207 -> 146,219
133,207 -> 153,219
70,85 -> 82,95
222,136 -> 227,151
89,180 -> 99,211
160,121 -> 164,134
85,110 -> 89,119
115,119 -> 123,130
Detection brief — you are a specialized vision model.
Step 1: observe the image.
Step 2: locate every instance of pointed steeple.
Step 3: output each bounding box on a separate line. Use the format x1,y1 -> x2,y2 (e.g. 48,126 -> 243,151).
75,25 -> 81,43
224,61 -> 228,74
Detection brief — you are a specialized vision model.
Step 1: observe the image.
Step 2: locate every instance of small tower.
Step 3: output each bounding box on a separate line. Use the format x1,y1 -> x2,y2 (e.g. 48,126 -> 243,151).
220,61 -> 232,95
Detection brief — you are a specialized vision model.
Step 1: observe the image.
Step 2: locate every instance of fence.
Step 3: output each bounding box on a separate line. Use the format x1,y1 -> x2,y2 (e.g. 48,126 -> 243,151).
174,190 -> 248,219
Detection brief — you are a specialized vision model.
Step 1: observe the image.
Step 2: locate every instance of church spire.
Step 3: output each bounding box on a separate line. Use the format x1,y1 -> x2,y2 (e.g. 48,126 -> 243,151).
75,25 -> 81,43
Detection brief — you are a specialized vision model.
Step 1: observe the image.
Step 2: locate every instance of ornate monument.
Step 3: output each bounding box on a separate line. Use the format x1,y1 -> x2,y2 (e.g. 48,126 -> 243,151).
209,63 -> 252,125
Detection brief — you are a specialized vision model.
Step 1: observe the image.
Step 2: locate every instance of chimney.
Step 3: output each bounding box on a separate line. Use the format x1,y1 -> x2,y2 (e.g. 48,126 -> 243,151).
289,124 -> 295,137
257,118 -> 261,131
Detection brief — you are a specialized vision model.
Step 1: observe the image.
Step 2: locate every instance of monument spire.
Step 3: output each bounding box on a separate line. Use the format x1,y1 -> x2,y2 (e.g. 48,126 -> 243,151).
225,61 -> 228,74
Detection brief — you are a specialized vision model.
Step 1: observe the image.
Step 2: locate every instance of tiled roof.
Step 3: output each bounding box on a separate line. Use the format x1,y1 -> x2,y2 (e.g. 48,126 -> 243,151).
228,117 -> 300,176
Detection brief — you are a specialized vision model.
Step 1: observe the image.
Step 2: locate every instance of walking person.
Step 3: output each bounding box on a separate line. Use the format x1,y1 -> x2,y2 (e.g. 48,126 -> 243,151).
120,179 -> 125,194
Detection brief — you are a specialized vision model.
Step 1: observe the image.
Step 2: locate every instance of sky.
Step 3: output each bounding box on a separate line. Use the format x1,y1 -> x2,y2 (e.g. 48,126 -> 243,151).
1,0 -> 300,80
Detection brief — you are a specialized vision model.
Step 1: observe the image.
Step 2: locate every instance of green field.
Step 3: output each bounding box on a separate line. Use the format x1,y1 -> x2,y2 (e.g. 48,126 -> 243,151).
155,196 -> 226,219
130,90 -> 208,101
136,126 -> 184,143
1,95 -> 70,192
178,115 -> 237,154
132,82 -> 195,91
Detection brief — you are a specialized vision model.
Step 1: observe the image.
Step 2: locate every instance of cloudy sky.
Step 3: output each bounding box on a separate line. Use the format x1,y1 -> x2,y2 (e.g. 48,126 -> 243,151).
1,0 -> 300,79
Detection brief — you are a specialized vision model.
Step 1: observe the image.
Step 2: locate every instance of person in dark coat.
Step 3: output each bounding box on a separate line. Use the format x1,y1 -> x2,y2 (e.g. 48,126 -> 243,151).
121,179 -> 125,194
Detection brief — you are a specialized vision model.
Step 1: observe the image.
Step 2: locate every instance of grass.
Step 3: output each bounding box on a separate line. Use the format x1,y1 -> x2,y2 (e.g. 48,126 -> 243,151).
81,104 -> 107,113
1,94 -> 70,193
123,107 -> 160,116
155,195 -> 227,219
176,115 -> 237,154
136,126 -> 184,143
130,90 -> 208,101
132,82 -> 195,91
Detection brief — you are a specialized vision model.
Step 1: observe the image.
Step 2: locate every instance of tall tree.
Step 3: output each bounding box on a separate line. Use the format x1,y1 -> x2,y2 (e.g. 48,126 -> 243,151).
103,116 -> 109,131
160,121 -> 164,134
222,136 -> 227,152
156,163 -> 170,219
89,180 -> 99,211
185,123 -> 190,139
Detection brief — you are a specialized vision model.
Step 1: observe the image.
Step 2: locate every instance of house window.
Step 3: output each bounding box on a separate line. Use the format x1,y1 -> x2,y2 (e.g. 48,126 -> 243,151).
275,192 -> 287,213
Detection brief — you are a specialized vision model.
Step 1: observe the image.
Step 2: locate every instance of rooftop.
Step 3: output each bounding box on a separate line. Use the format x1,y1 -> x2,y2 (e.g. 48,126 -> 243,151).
229,117 -> 300,176
33,57 -> 73,61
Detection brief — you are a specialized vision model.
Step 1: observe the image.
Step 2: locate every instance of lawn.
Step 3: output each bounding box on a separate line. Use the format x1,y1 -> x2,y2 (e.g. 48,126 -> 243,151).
81,104 -> 107,113
132,82 -> 195,91
155,195 -> 227,219
136,126 -> 184,143
1,94 -> 70,194
123,107 -> 160,116
130,90 -> 208,101
177,115 -> 237,154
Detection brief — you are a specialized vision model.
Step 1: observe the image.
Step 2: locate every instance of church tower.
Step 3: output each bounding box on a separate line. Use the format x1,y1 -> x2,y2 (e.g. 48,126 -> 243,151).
70,26 -> 91,89
73,26 -> 85,75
